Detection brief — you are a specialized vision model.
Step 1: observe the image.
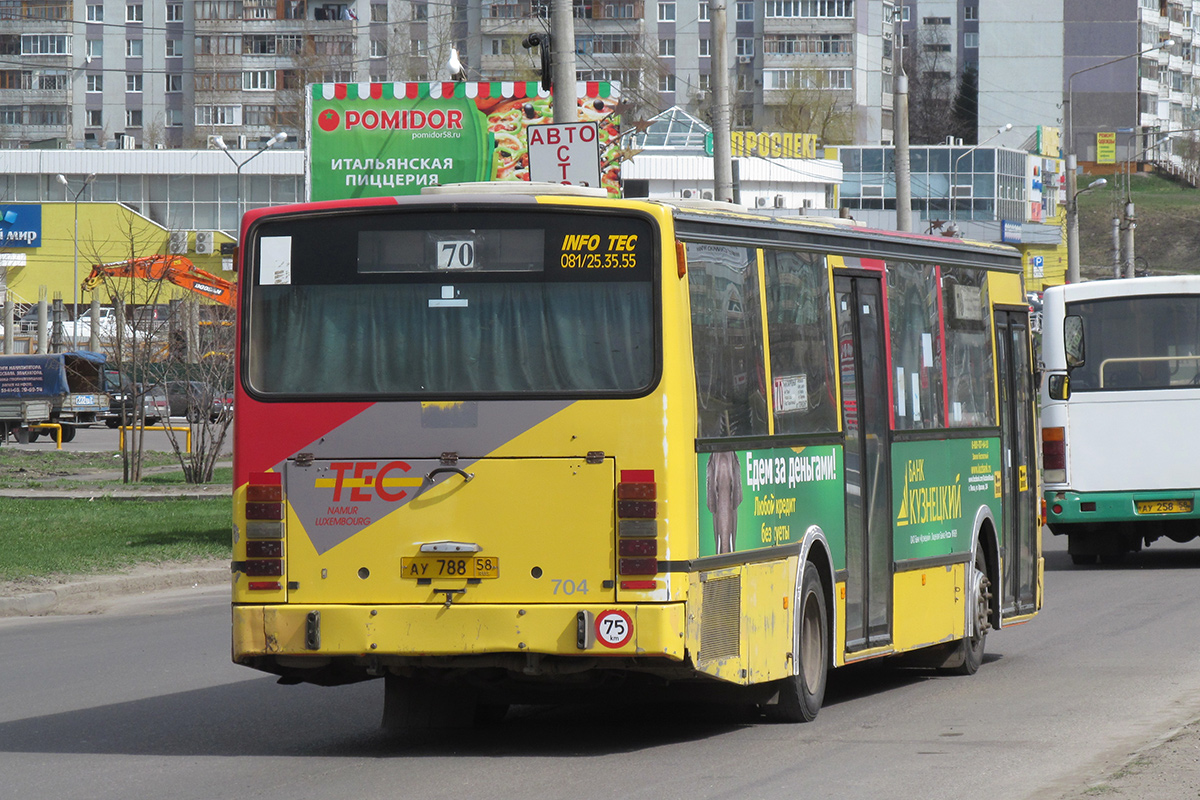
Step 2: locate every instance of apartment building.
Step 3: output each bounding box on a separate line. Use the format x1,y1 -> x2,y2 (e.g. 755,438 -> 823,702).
2,0 -> 1197,162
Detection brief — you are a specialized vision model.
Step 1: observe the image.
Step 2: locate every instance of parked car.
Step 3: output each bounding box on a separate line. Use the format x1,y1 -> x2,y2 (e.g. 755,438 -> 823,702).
142,386 -> 169,425
163,380 -> 225,422
213,389 -> 234,420
101,369 -> 133,428
71,307 -> 119,341
101,370 -> 169,427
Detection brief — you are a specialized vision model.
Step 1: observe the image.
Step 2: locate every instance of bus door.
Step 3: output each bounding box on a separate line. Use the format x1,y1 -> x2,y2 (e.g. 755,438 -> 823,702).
835,274 -> 893,651
995,308 -> 1038,617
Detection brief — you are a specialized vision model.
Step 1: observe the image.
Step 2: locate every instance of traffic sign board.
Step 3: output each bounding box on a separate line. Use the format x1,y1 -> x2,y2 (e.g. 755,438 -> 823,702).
594,609 -> 633,648
528,121 -> 601,188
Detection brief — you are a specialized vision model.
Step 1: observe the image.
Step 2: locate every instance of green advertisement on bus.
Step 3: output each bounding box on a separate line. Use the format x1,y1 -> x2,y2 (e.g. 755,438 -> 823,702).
891,437 -> 1002,561
306,81 -> 621,201
697,445 -> 845,562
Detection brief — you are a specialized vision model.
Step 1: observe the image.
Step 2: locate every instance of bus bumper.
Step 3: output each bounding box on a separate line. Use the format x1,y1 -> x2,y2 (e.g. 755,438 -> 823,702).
1044,489 -> 1200,527
232,602 -> 687,662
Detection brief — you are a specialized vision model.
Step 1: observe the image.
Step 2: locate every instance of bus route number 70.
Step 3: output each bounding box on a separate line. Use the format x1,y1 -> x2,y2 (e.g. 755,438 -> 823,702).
594,609 -> 634,649
437,240 -> 476,270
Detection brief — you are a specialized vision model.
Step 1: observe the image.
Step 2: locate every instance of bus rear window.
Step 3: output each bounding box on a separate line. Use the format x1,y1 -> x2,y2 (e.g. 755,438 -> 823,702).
245,209 -> 657,397
1067,295 -> 1200,391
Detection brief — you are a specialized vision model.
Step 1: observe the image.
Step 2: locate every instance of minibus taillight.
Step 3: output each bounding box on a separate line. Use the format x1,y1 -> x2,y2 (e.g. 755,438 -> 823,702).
1042,427 -> 1066,483
245,471 -> 284,590
617,469 -> 659,589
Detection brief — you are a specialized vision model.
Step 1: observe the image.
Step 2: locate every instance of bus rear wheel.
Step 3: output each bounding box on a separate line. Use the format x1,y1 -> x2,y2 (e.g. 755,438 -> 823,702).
766,561 -> 828,723
947,549 -> 990,676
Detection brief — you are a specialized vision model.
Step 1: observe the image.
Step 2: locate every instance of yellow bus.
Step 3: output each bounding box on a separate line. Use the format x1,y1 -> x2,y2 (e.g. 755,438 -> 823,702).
231,184 -> 1041,725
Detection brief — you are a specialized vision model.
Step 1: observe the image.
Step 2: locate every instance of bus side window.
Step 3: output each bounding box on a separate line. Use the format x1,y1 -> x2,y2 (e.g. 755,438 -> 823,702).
686,244 -> 768,439
1064,315 -> 1085,368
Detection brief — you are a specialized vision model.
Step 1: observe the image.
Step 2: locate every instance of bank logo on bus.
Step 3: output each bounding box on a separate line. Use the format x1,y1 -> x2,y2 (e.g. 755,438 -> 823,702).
895,458 -> 963,528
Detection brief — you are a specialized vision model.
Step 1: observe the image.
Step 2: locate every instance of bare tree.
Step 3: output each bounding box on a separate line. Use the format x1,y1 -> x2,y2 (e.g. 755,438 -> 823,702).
903,25 -> 958,145
78,206 -> 235,484
272,29 -> 371,138
769,65 -> 859,145
79,212 -> 176,483
157,297 -> 234,484
1171,131 -> 1200,186
141,112 -> 167,150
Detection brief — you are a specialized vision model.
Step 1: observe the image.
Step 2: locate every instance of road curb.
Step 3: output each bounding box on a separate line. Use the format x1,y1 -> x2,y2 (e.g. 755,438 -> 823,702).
0,561 -> 228,617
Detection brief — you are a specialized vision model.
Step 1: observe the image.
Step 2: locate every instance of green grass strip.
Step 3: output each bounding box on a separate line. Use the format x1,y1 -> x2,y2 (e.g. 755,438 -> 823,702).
0,497 -> 230,582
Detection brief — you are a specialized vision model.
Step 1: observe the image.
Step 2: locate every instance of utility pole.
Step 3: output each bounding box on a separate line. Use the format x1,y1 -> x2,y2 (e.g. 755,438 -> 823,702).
893,7 -> 911,233
1122,200 -> 1136,278
894,75 -> 912,232
1111,214 -> 1121,278
1065,155 -> 1081,283
711,0 -> 734,202
550,0 -> 576,124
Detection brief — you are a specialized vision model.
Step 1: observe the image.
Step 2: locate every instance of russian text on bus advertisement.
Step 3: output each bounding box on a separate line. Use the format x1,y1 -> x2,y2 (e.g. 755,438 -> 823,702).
697,445 -> 845,563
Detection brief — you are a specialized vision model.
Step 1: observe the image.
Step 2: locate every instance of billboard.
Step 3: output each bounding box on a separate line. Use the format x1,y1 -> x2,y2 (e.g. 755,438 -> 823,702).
307,81 -> 621,201
0,205 -> 42,248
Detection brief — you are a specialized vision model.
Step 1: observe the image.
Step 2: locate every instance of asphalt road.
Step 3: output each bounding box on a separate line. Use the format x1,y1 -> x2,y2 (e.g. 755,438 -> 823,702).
2,533 -> 1199,800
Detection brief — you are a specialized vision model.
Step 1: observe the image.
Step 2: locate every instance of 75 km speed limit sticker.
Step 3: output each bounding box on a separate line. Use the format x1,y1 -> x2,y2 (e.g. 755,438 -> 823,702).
594,609 -> 634,649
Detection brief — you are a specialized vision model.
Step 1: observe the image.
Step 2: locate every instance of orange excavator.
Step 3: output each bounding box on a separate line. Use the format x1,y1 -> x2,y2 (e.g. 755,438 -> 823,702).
81,254 -> 236,307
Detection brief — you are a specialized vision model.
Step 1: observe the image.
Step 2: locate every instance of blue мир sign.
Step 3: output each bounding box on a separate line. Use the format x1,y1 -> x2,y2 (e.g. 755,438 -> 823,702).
0,205 -> 42,247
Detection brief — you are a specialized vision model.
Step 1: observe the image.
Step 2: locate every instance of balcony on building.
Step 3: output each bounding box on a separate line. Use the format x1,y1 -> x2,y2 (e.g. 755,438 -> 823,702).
0,0 -> 71,29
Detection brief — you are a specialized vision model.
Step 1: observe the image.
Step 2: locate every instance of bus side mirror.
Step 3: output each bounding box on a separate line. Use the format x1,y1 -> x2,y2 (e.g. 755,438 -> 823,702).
1047,373 -> 1070,400
1064,315 -> 1085,368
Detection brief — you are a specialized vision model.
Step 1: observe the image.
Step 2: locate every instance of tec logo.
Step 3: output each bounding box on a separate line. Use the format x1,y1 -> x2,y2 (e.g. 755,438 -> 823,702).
317,461 -> 423,502
317,108 -> 340,132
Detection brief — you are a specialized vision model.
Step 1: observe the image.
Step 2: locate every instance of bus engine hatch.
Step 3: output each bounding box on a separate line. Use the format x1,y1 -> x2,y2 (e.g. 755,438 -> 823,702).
280,457 -> 617,606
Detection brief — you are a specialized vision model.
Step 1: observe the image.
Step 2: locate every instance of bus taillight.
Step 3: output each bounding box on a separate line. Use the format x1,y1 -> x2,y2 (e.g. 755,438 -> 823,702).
618,538 -> 657,557
1042,427 -> 1066,483
617,470 -> 659,589
245,471 -> 284,590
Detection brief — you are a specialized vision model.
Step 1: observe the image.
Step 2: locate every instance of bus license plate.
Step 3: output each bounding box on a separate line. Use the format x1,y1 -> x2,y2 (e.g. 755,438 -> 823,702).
1135,499 -> 1193,514
401,556 -> 500,580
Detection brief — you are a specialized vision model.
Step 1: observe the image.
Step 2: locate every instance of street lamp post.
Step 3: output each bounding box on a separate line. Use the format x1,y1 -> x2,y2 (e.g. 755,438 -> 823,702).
213,132 -> 288,237
949,123 -> 1012,227
55,172 -> 96,350
1067,175 -> 1108,278
1064,39 -> 1173,283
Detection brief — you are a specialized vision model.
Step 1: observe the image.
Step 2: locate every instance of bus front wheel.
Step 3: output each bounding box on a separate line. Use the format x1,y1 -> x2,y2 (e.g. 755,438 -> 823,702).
767,561 -> 828,723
